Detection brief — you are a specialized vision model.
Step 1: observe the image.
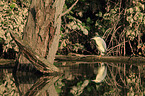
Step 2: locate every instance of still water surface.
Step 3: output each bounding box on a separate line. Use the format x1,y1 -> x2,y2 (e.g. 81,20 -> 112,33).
0,61 -> 144,96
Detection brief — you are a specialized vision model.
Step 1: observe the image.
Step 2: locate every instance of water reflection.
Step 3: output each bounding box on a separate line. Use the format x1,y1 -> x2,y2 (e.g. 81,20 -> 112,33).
92,62 -> 107,83
0,62 -> 144,96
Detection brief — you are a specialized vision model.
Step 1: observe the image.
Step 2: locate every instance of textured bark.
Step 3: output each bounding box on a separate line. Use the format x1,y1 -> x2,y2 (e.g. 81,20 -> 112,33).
19,0 -> 65,65
47,0 -> 65,64
16,1 -> 65,95
10,32 -> 60,73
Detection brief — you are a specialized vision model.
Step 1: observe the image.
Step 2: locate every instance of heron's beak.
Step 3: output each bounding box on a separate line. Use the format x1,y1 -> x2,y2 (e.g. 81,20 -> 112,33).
91,80 -> 96,82
91,80 -> 99,83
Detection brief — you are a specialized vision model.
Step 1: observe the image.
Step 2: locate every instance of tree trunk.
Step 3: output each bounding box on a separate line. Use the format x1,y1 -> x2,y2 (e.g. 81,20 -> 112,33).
16,0 -> 65,95
19,0 -> 65,65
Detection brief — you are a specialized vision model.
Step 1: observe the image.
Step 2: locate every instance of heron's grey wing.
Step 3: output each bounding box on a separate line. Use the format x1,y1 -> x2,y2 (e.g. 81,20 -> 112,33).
97,37 -> 107,51
100,38 -> 107,51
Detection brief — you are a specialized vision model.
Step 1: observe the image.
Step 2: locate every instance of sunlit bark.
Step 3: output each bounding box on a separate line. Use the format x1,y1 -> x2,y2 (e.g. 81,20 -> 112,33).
19,0 -> 65,65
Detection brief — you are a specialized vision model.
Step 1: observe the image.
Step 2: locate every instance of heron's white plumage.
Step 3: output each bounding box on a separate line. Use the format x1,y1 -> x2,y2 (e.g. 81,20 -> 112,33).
92,36 -> 107,55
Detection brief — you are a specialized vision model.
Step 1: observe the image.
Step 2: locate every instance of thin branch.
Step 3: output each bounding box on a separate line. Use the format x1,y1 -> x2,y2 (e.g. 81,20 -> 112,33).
60,0 -> 79,17
107,41 -> 128,55
103,28 -> 112,39
124,37 -> 126,56
108,25 -> 122,48
128,40 -> 134,54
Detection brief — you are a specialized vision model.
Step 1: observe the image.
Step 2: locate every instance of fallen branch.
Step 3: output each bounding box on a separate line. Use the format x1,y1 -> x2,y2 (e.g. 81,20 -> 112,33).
55,55 -> 145,65
10,32 -> 60,73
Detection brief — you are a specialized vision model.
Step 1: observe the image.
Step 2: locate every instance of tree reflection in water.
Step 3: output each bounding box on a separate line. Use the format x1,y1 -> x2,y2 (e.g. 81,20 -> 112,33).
0,62 -> 144,96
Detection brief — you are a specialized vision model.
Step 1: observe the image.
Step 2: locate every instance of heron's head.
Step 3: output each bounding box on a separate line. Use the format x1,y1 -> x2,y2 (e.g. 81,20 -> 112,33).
91,36 -> 99,41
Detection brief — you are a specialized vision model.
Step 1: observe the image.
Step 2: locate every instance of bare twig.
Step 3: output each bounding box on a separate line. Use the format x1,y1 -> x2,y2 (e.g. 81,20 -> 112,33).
108,25 -> 122,48
128,40 -> 134,54
107,41 -> 128,55
60,0 -> 79,17
124,37 -> 126,56
103,28 -> 112,39
107,65 -> 122,88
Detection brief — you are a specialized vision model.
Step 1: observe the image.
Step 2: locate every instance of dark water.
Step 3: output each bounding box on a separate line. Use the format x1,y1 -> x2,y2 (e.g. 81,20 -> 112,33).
0,61 -> 144,96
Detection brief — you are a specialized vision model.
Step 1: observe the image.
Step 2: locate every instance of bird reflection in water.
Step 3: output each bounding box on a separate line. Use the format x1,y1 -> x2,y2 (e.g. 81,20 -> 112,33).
92,63 -> 107,83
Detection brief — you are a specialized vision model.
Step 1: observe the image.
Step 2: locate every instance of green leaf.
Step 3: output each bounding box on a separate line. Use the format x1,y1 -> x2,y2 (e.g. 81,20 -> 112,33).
77,81 -> 82,86
10,4 -> 15,9
82,23 -> 85,26
85,26 -> 90,31
98,12 -> 102,17
56,88 -> 61,93
87,87 -> 91,92
86,17 -> 91,23
0,37 -> 4,44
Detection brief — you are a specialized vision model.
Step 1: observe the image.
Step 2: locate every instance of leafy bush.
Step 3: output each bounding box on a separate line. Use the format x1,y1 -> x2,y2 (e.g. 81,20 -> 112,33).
0,0 -> 29,52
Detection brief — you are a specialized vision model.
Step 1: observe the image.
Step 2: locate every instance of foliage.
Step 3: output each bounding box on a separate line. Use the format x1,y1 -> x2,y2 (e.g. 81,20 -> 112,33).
0,70 -> 19,95
0,0 -> 29,52
59,0 -> 145,56
125,0 -> 145,40
70,80 -> 89,95
66,15 -> 89,35
58,13 -> 89,54
0,0 -> 145,56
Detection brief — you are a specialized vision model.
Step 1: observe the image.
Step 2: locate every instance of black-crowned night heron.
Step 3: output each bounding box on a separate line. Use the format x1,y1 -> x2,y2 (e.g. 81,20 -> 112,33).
92,63 -> 107,83
91,36 -> 107,55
